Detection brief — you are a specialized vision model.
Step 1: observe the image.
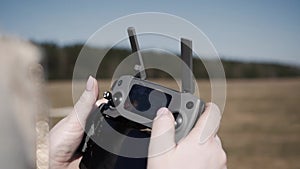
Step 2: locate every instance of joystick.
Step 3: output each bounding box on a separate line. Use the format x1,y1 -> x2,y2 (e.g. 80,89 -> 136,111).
103,91 -> 114,107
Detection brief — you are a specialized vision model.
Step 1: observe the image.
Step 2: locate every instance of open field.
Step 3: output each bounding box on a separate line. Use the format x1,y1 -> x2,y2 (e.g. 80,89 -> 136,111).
46,78 -> 300,169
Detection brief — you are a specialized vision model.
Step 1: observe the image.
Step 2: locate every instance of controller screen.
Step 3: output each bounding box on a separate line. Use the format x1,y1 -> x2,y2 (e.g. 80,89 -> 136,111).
124,84 -> 172,119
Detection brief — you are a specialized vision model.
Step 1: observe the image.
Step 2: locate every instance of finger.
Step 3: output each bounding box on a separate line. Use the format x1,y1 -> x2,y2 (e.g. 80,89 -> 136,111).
67,156 -> 82,169
215,135 -> 222,147
95,98 -> 108,107
69,76 -> 99,126
188,102 -> 222,144
148,108 -> 176,157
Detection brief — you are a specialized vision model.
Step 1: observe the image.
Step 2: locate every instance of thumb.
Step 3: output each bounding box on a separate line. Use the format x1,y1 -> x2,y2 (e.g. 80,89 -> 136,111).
49,76 -> 99,164
148,108 -> 176,157
69,76 -> 99,127
188,102 -> 222,144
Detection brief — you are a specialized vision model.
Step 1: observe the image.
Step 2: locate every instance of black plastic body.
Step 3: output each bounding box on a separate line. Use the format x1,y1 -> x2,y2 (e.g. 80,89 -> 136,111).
78,104 -> 150,169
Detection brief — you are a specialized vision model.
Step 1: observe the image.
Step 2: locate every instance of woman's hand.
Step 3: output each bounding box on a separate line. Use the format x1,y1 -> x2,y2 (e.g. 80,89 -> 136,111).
148,103 -> 227,169
49,76 -> 106,169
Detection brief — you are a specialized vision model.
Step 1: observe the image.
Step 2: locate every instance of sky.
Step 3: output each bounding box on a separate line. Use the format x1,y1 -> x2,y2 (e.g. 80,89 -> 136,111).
0,0 -> 300,66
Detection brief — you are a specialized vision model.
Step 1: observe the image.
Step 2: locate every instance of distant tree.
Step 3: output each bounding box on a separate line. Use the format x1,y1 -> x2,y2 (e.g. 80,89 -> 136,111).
36,42 -> 300,80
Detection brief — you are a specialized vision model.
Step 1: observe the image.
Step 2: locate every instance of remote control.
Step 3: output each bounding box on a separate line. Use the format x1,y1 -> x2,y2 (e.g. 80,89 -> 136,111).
78,27 -> 205,169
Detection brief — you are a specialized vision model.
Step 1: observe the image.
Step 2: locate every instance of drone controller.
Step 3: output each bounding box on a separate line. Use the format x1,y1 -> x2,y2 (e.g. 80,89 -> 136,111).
78,27 -> 205,169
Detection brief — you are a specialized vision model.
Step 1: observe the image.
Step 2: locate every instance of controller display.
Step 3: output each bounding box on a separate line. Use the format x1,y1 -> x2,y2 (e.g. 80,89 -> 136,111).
124,84 -> 172,120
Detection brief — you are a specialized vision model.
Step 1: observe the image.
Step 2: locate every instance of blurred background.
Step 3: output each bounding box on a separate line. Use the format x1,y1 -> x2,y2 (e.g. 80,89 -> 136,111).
1,0 -> 300,168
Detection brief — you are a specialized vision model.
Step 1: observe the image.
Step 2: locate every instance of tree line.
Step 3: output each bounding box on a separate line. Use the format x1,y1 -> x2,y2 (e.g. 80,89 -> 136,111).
36,42 -> 300,80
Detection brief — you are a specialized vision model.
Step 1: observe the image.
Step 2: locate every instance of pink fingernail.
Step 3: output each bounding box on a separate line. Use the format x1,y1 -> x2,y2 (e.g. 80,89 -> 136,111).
155,107 -> 169,119
86,76 -> 94,91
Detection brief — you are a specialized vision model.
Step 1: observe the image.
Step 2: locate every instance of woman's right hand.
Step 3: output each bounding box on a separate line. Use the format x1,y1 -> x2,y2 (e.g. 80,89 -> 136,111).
147,103 -> 227,169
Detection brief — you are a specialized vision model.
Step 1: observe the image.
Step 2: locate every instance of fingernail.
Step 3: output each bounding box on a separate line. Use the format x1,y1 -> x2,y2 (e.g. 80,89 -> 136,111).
86,76 -> 94,91
155,107 -> 169,120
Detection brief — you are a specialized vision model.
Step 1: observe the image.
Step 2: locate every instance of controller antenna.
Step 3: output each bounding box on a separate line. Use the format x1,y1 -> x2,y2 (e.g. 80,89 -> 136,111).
127,27 -> 147,80
181,38 -> 195,94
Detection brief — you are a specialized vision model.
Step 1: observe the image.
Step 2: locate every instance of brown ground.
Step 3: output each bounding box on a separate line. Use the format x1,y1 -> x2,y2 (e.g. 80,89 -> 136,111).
47,78 -> 300,169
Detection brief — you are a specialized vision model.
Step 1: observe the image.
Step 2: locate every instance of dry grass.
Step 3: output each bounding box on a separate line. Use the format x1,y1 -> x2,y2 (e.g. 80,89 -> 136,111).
46,78 -> 300,169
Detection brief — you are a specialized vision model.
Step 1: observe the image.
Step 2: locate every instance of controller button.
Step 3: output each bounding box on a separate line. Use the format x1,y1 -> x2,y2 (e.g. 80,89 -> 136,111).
118,80 -> 123,86
112,92 -> 122,107
186,101 -> 194,109
103,91 -> 116,107
103,91 -> 113,101
175,113 -> 183,129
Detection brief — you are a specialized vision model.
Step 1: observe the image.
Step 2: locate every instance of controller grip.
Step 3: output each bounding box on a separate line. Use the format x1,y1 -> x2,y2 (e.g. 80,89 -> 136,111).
78,103 -> 150,169
75,103 -> 107,155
